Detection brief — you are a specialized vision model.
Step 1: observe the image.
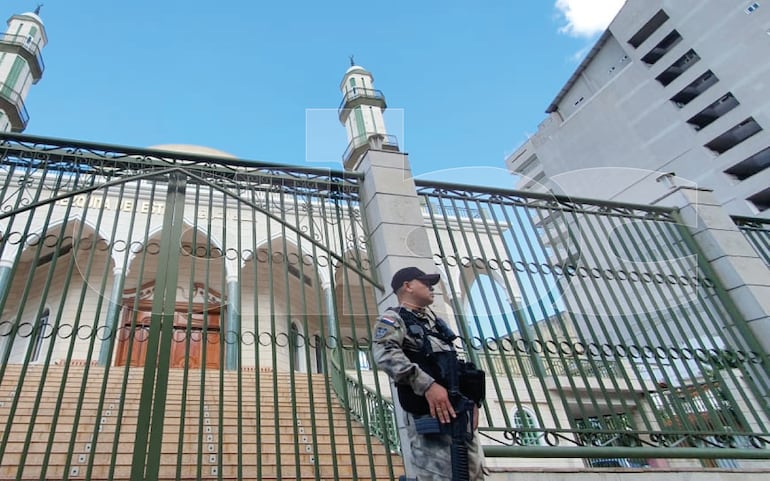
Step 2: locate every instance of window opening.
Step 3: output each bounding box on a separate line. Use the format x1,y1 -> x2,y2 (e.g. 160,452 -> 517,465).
656,49 -> 700,86
628,10 -> 670,48
687,93 -> 739,131
670,71 -> 718,107
725,146 -> 770,180
30,308 -> 51,362
641,30 -> 682,65
705,118 -> 762,154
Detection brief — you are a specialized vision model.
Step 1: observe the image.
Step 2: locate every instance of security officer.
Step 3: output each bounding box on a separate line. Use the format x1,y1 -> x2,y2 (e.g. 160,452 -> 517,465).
372,267 -> 486,480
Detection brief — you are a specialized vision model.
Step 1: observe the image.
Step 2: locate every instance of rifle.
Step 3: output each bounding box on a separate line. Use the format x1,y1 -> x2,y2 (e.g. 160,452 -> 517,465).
414,350 -> 476,481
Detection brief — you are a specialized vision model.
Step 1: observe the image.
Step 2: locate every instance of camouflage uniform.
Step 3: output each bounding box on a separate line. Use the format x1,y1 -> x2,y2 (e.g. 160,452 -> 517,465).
372,306 -> 485,480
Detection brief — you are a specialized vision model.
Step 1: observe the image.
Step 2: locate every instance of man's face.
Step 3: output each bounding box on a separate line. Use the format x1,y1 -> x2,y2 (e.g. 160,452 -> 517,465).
405,278 -> 435,307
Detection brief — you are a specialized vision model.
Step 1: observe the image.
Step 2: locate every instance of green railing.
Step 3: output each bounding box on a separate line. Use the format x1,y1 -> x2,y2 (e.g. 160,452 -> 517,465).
0,132 -> 400,480
0,131 -> 768,480
733,215 -> 770,266
415,180 -> 770,464
330,348 -> 399,453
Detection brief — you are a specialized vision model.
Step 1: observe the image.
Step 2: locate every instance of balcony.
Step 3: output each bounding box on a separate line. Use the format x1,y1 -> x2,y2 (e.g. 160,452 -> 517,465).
338,87 -> 386,122
0,83 -> 29,132
342,133 -> 399,169
0,33 -> 45,81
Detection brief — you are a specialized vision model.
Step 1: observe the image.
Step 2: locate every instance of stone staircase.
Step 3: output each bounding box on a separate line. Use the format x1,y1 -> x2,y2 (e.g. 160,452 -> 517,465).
0,363 -> 402,480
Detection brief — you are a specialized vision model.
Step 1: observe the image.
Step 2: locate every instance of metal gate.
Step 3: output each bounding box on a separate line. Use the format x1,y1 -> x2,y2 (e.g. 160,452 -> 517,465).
0,134 -> 396,480
410,180 -> 770,466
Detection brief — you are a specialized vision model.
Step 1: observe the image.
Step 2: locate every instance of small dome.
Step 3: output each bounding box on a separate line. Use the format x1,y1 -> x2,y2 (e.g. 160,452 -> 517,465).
16,12 -> 44,25
340,64 -> 374,90
148,144 -> 237,158
345,65 -> 369,75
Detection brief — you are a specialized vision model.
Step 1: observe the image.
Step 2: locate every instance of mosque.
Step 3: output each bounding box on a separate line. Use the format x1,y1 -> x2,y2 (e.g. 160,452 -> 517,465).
0,6 -> 768,481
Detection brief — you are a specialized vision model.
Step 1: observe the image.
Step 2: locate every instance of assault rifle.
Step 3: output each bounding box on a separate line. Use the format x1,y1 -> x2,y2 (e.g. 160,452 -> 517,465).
414,350 -> 477,481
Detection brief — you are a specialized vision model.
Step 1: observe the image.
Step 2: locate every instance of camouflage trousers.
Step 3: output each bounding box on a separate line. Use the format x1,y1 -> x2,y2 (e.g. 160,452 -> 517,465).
404,412 -> 486,480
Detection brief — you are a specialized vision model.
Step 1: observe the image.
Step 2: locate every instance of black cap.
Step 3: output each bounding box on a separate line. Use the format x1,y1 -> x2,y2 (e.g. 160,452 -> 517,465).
390,267 -> 440,292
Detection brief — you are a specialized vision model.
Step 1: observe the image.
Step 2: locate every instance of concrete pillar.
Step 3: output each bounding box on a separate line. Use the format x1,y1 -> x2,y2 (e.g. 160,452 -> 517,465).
0,262 -> 14,360
323,283 -> 338,341
653,184 -> 770,353
225,276 -> 240,371
98,267 -> 125,366
351,137 -> 445,477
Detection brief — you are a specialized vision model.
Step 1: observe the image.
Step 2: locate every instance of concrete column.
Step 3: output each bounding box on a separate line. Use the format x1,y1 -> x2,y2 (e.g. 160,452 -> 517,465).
225,276 -> 240,371
323,283 -> 338,341
351,137 -> 445,477
653,184 -> 770,353
98,267 -> 126,366
0,261 -> 14,360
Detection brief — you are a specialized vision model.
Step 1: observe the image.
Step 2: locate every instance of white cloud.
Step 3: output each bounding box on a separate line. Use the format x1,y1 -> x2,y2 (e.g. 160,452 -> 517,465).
555,0 -> 626,37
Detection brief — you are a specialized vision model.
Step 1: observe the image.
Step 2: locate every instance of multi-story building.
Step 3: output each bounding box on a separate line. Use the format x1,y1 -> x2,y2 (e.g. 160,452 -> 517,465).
506,0 -> 770,218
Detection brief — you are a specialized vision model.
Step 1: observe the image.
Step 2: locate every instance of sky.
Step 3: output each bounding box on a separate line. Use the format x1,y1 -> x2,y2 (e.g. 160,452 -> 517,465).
2,0 -> 625,187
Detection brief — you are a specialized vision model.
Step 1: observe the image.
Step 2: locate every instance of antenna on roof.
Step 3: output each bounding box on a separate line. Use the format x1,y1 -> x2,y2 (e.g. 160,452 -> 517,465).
34,4 -> 44,15
349,55 -> 355,67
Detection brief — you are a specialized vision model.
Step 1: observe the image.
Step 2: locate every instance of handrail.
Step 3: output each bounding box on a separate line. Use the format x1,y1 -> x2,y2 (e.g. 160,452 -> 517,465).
329,347 -> 400,452
338,87 -> 385,112
341,133 -> 399,164
0,33 -> 45,74
0,83 -> 30,127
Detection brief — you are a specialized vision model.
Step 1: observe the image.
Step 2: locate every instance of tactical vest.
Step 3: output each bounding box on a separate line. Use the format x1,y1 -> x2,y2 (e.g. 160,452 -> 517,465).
389,307 -> 457,415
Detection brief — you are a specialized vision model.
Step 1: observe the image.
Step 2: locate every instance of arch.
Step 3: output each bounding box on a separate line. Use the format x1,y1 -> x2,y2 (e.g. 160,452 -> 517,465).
513,407 -> 541,446
459,273 -> 519,339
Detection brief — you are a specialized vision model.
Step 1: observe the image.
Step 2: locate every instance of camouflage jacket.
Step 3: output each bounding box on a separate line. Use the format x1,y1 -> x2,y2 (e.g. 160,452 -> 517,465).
371,306 -> 453,396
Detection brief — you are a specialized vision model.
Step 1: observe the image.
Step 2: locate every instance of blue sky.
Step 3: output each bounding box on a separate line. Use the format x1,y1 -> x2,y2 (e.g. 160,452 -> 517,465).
3,0 -> 624,187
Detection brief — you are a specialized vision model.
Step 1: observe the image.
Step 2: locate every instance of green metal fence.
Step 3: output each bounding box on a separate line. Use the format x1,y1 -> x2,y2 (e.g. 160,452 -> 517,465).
734,216 -> 770,266
0,131 -> 768,480
408,180 -> 770,466
0,133 -> 397,480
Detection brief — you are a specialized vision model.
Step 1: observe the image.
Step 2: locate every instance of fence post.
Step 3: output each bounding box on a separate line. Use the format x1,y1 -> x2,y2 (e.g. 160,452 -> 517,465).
653,184 -> 770,354
347,134 -> 443,477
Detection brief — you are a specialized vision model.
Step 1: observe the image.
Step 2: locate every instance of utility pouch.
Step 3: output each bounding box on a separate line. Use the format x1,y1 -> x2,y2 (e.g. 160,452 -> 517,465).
459,362 -> 486,405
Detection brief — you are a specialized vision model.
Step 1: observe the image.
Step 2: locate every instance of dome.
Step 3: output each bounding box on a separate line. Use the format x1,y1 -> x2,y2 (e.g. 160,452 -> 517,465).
340,64 -> 374,90
345,65 -> 369,75
148,144 -> 237,159
15,12 -> 44,25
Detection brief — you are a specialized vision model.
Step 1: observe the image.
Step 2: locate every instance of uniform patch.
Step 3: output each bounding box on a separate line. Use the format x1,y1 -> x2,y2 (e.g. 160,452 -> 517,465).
374,326 -> 390,340
378,317 -> 398,327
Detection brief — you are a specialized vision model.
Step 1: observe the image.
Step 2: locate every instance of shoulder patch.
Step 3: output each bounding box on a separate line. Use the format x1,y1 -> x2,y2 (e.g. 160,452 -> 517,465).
377,317 -> 398,328
374,326 -> 390,340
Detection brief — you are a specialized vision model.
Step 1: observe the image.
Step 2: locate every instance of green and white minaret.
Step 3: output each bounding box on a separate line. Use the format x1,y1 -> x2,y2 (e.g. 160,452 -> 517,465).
0,5 -> 47,132
339,58 -> 397,169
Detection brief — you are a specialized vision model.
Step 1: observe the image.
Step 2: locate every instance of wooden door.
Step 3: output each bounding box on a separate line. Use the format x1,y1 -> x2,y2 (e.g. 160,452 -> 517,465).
169,311 -> 220,369
116,307 -> 220,369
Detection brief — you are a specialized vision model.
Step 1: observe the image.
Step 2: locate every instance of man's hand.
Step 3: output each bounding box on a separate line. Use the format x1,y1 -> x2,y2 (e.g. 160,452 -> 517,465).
424,382 -> 455,424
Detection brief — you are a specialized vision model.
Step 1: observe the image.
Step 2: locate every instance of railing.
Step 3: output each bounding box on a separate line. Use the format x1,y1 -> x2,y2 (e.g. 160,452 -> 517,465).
733,215 -> 770,266
338,87 -> 386,112
0,33 -> 45,76
330,347 -> 400,453
341,133 -> 399,165
1,132 -> 769,477
414,179 -> 770,464
0,83 -> 30,130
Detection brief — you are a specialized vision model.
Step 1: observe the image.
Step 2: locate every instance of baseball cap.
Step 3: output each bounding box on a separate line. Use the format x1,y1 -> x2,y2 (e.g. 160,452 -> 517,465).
390,267 -> 440,292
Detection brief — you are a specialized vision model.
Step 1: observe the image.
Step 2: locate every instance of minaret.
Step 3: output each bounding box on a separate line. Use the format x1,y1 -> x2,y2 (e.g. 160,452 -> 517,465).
338,58 -> 398,169
0,5 -> 47,132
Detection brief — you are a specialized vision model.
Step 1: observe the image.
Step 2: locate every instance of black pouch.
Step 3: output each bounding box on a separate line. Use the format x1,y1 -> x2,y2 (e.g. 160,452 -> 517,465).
459,362 -> 486,405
